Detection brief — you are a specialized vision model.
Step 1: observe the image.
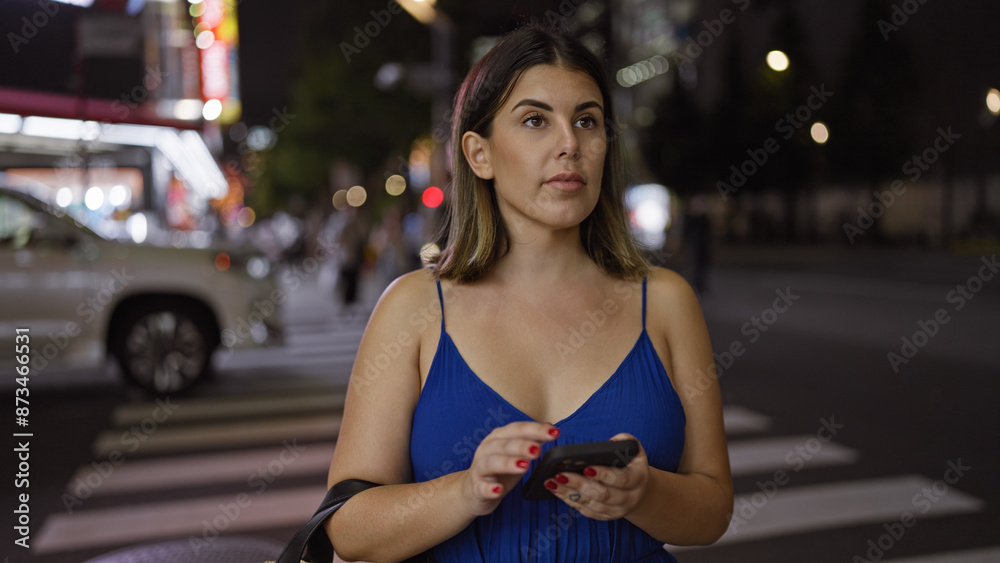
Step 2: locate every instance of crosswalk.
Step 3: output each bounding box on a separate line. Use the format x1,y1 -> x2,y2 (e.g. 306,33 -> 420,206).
32,293 -> 994,562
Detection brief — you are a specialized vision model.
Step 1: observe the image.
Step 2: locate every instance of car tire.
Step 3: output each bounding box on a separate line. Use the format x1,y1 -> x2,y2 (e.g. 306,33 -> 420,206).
111,298 -> 217,394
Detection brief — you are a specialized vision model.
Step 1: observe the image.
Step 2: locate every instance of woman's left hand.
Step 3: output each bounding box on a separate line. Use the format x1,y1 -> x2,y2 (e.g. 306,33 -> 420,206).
545,433 -> 651,520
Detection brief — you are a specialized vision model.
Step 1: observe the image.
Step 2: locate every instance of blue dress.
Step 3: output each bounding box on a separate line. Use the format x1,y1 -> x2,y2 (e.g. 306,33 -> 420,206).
410,276 -> 685,562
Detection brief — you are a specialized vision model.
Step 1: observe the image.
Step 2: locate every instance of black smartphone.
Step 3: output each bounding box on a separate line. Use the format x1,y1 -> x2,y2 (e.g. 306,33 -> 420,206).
522,439 -> 639,500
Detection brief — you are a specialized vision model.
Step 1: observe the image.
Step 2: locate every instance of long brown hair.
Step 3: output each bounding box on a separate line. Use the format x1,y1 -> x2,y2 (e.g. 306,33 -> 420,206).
429,23 -> 649,283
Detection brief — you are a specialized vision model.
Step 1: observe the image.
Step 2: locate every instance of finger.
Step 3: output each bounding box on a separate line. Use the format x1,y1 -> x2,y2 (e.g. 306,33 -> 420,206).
479,480 -> 505,499
547,480 -> 614,520
549,473 -> 612,505
582,463 -> 634,489
485,421 -> 562,443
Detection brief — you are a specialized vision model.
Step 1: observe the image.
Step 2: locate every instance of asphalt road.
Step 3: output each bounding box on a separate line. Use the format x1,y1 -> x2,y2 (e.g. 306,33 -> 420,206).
7,244 -> 999,562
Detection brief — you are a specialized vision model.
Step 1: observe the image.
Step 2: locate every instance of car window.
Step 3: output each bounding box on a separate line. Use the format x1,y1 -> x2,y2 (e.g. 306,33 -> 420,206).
0,194 -> 35,250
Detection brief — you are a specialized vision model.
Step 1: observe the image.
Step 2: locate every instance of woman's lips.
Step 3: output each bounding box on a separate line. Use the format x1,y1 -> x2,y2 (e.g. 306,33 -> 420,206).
544,172 -> 585,192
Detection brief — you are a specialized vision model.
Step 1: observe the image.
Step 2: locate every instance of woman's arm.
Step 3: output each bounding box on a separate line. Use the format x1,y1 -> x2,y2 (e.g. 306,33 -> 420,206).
629,267 -> 733,544
324,269 -> 473,561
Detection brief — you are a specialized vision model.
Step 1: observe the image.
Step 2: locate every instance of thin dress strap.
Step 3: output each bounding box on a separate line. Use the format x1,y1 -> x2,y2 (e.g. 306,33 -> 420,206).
642,276 -> 647,329
435,278 -> 445,331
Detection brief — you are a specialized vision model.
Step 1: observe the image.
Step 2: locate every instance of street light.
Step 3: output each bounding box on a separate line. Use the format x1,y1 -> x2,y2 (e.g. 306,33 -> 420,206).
766,50 -> 789,72
398,0 -> 453,193
398,0 -> 437,24
987,88 -> 1000,116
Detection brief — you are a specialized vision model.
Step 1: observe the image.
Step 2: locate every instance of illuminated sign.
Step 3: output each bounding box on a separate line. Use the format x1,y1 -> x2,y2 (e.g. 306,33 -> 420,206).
194,0 -> 241,124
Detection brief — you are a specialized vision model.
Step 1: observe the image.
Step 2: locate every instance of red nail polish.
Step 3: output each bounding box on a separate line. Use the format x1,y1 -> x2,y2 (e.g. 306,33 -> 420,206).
516,459 -> 529,469
529,445 -> 540,456
554,474 -> 569,484
584,467 -> 597,477
548,427 -> 561,437
492,485 -> 502,494
545,480 -> 558,490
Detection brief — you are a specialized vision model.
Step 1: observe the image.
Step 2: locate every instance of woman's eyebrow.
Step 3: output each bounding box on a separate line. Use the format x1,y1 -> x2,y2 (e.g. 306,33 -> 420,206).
510,98 -> 604,113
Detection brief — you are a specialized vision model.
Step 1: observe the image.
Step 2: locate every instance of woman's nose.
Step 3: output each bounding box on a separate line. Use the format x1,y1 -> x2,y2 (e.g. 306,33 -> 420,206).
555,122 -> 581,159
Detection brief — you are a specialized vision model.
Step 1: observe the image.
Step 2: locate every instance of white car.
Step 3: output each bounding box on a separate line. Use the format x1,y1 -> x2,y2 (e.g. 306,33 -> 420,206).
0,186 -> 283,393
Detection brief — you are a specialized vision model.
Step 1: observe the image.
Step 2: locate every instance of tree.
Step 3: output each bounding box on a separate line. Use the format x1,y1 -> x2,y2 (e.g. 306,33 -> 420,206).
251,1 -> 432,214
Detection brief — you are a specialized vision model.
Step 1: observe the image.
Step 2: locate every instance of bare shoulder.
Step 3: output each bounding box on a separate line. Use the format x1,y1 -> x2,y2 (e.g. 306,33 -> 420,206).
374,266 -> 440,317
344,266 -> 438,397
644,266 -> 704,334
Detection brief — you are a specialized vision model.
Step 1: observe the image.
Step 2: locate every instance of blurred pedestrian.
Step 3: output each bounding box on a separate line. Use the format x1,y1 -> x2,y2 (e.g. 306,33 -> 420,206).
324,23 -> 731,562
682,194 -> 712,295
336,207 -> 367,314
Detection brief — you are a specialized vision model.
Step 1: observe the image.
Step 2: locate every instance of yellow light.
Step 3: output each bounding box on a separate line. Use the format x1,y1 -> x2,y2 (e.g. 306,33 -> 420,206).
766,50 -> 789,72
398,0 -> 437,23
332,189 -> 349,210
987,88 -> 1000,115
385,174 -> 406,196
237,206 -> 256,227
346,185 -> 367,207
810,122 -> 829,144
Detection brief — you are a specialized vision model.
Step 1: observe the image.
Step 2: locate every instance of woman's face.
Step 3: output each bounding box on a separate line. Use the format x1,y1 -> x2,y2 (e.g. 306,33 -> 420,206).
465,64 -> 607,235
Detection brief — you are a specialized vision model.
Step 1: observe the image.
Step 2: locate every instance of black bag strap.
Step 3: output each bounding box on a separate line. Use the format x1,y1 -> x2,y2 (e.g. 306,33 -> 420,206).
275,479 -> 381,563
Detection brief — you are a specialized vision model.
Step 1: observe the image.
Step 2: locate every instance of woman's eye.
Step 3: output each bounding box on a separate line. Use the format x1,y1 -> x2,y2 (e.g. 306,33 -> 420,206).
576,116 -> 598,128
523,114 -> 544,128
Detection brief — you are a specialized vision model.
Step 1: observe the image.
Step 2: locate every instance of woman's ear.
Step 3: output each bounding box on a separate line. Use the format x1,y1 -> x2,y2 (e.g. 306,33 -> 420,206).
462,131 -> 494,180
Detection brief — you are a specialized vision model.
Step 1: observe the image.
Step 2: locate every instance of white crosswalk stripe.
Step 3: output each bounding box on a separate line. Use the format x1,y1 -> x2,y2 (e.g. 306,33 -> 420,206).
33,310 -> 992,558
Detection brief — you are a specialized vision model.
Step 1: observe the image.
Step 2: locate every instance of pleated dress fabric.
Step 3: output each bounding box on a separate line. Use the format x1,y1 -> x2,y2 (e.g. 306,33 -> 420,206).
410,277 -> 685,562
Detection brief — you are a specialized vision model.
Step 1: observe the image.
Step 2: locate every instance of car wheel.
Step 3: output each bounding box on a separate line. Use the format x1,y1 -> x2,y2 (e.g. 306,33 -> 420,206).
111,300 -> 216,394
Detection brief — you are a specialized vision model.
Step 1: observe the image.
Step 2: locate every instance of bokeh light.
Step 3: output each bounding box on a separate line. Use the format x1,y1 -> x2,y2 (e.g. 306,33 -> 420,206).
202,99 -> 223,121
109,185 -> 130,207
347,185 -> 367,207
85,186 -> 104,210
987,88 -> 1000,115
332,189 -> 349,210
766,50 -> 789,72
215,252 -> 231,272
56,187 -> 73,208
386,174 -> 407,196
237,206 -> 256,227
810,122 -> 830,144
422,186 -> 444,208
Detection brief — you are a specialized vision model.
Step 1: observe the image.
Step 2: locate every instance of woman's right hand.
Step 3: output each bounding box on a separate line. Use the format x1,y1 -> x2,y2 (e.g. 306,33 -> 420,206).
460,421 -> 561,516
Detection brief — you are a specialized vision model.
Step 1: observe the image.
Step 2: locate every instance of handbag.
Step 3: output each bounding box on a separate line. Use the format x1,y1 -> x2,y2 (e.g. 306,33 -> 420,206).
274,479 -> 431,563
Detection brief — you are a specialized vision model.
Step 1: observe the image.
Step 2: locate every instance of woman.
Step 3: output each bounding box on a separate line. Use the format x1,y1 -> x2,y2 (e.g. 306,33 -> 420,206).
326,23 -> 732,562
